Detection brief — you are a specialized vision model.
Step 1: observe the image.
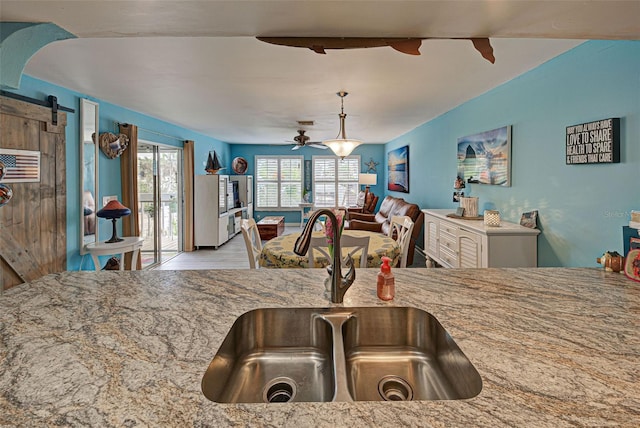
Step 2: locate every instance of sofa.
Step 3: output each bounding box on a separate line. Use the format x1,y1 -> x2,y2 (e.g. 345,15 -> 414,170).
346,195 -> 424,266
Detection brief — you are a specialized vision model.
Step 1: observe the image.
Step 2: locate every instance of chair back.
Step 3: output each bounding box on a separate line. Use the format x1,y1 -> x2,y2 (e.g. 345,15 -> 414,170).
389,215 -> 414,268
307,234 -> 370,268
307,236 -> 331,268
340,234 -> 370,268
241,218 -> 262,269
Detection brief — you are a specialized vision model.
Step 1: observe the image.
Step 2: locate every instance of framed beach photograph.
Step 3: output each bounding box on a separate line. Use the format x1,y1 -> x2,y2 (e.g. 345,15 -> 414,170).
387,145 -> 409,193
457,125 -> 512,187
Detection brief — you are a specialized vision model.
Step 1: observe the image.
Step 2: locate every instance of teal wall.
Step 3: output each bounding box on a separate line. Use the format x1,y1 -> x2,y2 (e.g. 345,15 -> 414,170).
6,74 -> 229,270
230,143 -> 386,224
384,40 -> 639,267
7,40 -> 638,270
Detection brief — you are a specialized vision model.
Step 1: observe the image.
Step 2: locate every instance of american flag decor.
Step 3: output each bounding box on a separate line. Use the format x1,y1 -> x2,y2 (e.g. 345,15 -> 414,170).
0,149 -> 41,183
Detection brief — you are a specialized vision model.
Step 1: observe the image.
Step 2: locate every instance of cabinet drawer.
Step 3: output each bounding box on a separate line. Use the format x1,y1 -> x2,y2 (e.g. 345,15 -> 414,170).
439,233 -> 457,252
438,245 -> 457,268
439,220 -> 458,237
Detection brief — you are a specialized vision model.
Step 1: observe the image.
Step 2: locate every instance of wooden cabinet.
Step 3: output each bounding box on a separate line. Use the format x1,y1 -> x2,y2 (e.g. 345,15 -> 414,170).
423,209 -> 540,268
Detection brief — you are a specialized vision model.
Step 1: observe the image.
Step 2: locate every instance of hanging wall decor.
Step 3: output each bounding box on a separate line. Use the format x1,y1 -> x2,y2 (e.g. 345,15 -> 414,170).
304,159 -> 312,197
566,118 -> 620,165
0,148 -> 41,183
97,132 -> 129,159
0,184 -> 12,207
457,126 -> 511,187
232,157 -> 248,174
364,157 -> 379,173
387,146 -> 409,193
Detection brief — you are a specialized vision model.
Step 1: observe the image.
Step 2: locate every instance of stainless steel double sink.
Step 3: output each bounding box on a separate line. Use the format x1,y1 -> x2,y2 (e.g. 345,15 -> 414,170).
202,307 -> 482,403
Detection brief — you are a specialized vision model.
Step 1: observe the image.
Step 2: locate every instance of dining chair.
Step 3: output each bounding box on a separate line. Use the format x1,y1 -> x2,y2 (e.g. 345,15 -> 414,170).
240,218 -> 262,269
341,234 -> 370,268
388,215 -> 415,268
307,234 -> 370,268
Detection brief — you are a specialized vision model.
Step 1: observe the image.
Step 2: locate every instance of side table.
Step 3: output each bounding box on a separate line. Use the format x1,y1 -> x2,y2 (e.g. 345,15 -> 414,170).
84,236 -> 144,271
257,216 -> 285,240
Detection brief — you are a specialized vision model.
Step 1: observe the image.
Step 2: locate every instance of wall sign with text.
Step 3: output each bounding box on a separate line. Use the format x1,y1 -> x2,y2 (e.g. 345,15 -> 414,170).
566,118 -> 620,165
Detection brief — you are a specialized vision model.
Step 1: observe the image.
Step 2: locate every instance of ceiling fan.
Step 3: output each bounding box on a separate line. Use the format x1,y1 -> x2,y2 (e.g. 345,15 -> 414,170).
288,130 -> 328,151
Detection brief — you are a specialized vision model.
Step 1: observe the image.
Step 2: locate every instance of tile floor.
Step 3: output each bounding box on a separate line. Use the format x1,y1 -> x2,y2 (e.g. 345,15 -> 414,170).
153,225 -> 425,270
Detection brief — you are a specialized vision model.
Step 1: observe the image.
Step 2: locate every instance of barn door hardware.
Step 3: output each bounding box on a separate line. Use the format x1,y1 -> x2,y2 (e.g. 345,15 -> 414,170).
0,90 -> 75,125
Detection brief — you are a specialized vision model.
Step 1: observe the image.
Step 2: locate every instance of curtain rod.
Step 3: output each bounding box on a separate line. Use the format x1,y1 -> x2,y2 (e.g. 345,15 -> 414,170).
114,121 -> 185,142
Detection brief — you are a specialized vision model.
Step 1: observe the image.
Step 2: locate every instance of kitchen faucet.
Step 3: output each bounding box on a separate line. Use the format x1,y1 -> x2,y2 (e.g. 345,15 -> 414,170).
293,209 -> 356,303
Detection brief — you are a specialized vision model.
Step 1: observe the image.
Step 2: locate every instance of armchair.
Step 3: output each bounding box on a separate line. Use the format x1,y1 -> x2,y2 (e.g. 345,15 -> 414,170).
346,195 -> 424,266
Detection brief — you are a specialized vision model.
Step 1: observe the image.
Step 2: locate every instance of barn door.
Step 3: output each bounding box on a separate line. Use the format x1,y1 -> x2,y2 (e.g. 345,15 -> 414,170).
0,96 -> 67,291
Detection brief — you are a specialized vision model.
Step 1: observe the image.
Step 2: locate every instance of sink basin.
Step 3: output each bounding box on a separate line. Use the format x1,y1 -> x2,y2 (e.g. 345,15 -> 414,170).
342,307 -> 483,401
201,308 -> 335,403
202,307 -> 481,403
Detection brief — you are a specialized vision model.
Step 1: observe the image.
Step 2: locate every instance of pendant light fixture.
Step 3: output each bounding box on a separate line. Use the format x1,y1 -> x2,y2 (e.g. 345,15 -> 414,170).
323,91 -> 362,159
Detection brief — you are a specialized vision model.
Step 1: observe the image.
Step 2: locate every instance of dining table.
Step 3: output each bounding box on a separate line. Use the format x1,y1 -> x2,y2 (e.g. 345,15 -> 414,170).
259,230 -> 400,269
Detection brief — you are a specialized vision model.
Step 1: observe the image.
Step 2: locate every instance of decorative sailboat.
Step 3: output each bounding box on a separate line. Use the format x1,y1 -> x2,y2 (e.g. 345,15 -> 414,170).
205,151 -> 224,174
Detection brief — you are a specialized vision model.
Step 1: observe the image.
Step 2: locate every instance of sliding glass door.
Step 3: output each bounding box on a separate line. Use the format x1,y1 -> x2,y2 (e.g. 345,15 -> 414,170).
138,142 -> 183,268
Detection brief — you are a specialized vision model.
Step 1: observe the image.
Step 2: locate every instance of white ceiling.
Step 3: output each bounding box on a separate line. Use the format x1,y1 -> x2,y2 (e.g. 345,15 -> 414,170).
2,1 -> 638,145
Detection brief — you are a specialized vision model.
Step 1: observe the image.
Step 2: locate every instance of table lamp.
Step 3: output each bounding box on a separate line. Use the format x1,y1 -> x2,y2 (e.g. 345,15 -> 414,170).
96,200 -> 131,243
358,173 -> 377,205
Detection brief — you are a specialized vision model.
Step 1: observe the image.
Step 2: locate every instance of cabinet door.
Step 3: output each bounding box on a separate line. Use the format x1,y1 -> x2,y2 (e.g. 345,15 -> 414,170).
246,176 -> 253,205
458,229 -> 481,268
218,214 -> 230,246
194,175 -> 220,247
218,176 -> 228,214
424,215 -> 439,259
1,96 -> 67,289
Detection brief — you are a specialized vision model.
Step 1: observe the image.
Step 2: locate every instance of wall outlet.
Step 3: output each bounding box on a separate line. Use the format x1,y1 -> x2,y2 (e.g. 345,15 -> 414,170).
102,195 -> 117,207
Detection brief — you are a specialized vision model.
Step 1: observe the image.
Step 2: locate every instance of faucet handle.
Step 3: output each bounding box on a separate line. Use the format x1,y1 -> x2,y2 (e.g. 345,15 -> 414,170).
341,254 -> 356,289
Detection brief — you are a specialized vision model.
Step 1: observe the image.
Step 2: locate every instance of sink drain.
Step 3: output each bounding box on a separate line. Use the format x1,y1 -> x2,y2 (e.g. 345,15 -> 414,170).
378,376 -> 414,401
263,377 -> 298,403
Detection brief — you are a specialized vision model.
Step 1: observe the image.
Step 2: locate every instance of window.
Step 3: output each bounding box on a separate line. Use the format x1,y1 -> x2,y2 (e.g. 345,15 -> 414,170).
255,155 -> 303,209
313,156 -> 360,208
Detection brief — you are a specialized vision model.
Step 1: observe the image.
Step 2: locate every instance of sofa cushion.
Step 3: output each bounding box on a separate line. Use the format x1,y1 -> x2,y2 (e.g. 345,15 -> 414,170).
375,196 -> 396,224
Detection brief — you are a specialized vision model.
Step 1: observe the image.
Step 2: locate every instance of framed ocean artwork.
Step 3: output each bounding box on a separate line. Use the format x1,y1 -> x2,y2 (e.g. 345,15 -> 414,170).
387,145 -> 409,193
457,126 -> 512,187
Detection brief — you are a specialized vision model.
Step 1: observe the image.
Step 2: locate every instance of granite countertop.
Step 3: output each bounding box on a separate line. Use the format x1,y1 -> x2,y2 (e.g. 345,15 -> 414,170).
1,268 -> 638,427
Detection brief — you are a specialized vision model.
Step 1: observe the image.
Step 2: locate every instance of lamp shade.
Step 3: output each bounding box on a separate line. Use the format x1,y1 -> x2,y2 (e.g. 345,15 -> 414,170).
96,200 -> 131,243
96,200 -> 131,219
359,173 -> 377,186
324,139 -> 362,159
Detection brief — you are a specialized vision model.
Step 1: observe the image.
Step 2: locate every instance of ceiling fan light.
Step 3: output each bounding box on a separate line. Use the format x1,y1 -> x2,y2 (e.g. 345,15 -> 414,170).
324,138 -> 362,159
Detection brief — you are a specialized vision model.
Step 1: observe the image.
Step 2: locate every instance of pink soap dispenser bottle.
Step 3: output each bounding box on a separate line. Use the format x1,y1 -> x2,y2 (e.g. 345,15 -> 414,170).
377,256 -> 395,301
